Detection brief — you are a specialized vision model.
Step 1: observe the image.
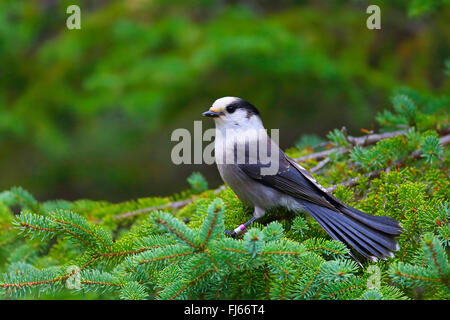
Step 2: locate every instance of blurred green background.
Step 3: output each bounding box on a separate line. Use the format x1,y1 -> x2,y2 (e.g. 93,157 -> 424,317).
0,0 -> 449,202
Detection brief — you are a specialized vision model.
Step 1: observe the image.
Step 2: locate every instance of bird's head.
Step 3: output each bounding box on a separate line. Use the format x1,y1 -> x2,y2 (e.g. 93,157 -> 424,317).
202,97 -> 263,131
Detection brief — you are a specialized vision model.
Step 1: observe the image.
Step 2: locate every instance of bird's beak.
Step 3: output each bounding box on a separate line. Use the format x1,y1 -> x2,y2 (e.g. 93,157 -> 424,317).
202,109 -> 224,118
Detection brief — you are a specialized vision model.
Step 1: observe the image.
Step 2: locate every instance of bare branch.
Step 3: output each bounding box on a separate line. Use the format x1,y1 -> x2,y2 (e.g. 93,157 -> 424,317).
294,129 -> 408,162
347,129 -> 407,147
310,158 -> 330,174
113,199 -> 193,221
295,147 -> 347,163
326,170 -> 382,193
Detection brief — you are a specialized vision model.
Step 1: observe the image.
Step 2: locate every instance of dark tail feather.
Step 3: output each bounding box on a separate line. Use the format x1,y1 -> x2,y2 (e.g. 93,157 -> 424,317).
340,206 -> 401,235
301,201 -> 402,262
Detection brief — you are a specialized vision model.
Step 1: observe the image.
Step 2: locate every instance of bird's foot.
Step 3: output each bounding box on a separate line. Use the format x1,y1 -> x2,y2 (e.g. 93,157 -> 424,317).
225,224 -> 247,238
224,229 -> 237,238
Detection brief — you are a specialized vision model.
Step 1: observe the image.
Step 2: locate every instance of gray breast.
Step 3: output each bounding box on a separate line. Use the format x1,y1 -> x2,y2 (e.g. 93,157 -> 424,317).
217,163 -> 302,212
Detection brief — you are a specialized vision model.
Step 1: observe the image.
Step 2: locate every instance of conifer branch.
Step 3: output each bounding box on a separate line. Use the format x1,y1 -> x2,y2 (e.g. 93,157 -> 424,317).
220,247 -> 247,254
325,170 -> 382,193
17,221 -> 59,233
169,269 -> 213,300
261,251 -> 303,256
310,158 -> 330,174
0,256 -> 97,291
306,247 -> 347,255
327,133 -> 450,192
81,280 -> 121,287
53,217 -> 112,253
296,129 -> 449,164
301,270 -> 319,297
137,250 -> 195,265
101,247 -> 159,258
113,199 -> 193,221
1,277 -> 61,289
294,129 -> 408,162
295,147 -> 348,163
201,208 -> 218,248
15,210 -> 113,254
328,285 -> 365,298
393,271 -> 442,283
151,212 -> 200,249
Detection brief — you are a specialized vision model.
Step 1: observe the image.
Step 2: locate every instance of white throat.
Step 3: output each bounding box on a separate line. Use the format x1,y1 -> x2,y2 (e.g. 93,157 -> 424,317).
214,115 -> 269,163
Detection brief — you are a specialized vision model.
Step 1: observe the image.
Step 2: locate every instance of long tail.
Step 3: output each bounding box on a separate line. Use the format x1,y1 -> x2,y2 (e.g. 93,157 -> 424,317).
301,201 -> 402,262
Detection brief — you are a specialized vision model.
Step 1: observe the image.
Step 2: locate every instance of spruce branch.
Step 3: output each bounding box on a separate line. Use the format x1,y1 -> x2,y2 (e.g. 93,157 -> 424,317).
324,278 -> 366,299
136,247 -> 195,266
327,133 -> 450,192
112,198 -> 193,221
199,199 -> 225,248
2,187 -> 41,214
302,238 -> 350,257
0,257 -> 98,297
150,211 -> 201,249
294,129 -> 408,162
14,210 -> 113,255
13,210 -> 172,271
389,234 -> 450,297
169,269 -> 214,300
119,281 -> 148,300
80,270 -> 122,294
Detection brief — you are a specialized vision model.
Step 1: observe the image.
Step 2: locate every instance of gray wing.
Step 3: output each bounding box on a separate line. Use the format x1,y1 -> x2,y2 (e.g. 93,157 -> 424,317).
237,146 -> 341,210
238,142 -> 403,263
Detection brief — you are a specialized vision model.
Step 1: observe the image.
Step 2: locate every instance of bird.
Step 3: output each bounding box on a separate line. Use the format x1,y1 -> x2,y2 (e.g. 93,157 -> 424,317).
202,96 -> 402,263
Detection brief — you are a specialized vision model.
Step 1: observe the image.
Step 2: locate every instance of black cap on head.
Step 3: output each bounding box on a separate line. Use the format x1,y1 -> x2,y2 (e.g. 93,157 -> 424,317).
227,98 -> 260,119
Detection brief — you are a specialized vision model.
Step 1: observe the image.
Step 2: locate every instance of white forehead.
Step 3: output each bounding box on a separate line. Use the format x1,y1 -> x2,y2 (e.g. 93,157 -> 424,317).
212,97 -> 239,110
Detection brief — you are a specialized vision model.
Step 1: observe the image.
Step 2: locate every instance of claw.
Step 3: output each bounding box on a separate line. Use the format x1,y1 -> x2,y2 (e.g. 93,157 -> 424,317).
224,229 -> 237,238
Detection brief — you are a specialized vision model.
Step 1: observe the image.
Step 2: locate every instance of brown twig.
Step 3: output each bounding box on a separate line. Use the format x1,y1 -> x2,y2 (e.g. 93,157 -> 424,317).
326,133 -> 450,192
347,129 -> 407,147
108,186 -> 226,222
325,170 -> 382,193
295,147 -> 347,163
294,129 -> 407,163
310,158 -> 331,174
113,199 -> 193,221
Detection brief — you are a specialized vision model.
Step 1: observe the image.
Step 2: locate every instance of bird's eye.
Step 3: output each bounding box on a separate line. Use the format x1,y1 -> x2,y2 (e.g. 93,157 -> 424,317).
226,105 -> 236,114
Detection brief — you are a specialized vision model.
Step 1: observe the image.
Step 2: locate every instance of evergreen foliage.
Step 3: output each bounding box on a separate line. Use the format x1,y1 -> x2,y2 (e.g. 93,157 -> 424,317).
0,88 -> 449,300
187,172 -> 209,194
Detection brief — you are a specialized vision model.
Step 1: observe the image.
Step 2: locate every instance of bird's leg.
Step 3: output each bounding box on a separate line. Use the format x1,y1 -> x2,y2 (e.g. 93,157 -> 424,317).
224,216 -> 258,238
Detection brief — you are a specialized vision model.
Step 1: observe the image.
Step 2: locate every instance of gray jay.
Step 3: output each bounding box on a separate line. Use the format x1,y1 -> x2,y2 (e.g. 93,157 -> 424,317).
203,97 -> 402,262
